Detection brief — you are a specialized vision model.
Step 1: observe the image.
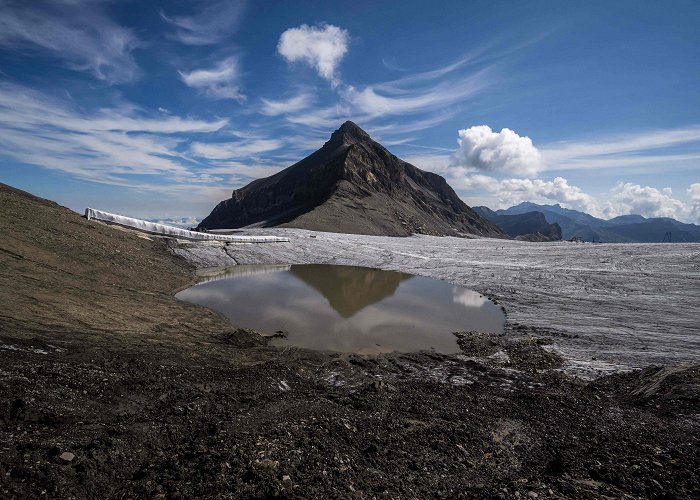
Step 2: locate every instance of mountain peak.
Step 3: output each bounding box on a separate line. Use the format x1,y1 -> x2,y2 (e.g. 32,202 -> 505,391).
330,120 -> 371,144
198,122 -> 505,238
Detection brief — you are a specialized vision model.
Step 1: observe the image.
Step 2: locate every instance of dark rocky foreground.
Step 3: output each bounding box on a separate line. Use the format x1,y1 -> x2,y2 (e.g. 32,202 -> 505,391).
1,184 -> 699,498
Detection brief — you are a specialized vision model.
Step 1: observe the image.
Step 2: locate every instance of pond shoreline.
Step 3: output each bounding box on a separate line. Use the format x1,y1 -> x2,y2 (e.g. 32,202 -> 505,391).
172,228 -> 700,378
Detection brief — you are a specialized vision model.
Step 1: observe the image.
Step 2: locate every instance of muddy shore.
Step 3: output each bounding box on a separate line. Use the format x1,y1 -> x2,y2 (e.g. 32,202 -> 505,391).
1,184 -> 698,498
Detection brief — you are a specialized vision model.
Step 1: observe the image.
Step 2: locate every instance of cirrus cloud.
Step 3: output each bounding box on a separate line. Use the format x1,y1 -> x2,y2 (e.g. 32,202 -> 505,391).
277,24 -> 349,87
0,0 -> 140,84
179,57 -> 245,101
450,125 -> 542,177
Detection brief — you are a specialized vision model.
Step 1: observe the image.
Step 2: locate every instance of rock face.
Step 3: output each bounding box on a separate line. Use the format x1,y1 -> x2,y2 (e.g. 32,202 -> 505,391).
198,121 -> 505,238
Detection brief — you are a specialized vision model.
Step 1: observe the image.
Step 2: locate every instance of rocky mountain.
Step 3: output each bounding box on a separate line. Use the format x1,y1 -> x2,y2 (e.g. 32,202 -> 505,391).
493,202 -> 700,242
198,121 -> 505,238
473,207 -> 562,242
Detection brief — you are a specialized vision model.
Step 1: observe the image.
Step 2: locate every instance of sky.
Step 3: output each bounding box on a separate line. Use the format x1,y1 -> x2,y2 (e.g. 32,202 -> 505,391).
0,0 -> 699,224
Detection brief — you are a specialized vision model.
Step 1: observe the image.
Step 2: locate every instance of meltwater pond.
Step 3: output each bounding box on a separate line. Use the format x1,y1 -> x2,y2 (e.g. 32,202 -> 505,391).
177,264 -> 505,354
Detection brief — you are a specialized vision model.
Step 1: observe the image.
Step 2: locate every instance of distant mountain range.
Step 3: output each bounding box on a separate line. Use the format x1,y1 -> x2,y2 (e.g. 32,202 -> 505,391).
472,207 -> 562,242
199,122 -> 504,238
476,202 -> 700,243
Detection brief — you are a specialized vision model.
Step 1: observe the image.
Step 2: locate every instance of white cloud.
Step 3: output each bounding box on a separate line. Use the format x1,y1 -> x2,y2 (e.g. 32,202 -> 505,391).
451,174 -> 698,222
341,67 -> 491,119
190,139 -> 284,159
403,126 -> 700,223
450,125 -> 542,177
284,103 -> 351,130
160,0 -> 246,45
0,0 -> 140,83
608,183 -> 688,220
540,126 -> 700,173
688,184 -> 700,201
688,183 -> 700,223
452,174 -> 599,214
179,57 -> 245,101
277,24 -> 349,86
260,93 -> 312,116
0,81 -> 236,194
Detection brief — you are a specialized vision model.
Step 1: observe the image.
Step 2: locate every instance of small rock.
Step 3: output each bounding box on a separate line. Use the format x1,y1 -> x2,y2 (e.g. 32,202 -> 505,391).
59,452 -> 75,463
527,492 -> 538,499
282,475 -> 291,482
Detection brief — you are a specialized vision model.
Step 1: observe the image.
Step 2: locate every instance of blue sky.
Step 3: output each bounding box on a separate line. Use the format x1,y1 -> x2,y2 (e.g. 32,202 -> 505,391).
1,0 -> 699,223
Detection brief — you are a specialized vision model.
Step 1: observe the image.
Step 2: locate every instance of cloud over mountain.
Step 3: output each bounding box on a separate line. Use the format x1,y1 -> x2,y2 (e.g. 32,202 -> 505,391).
608,183 -> 688,219
277,24 -> 349,86
451,125 -> 542,176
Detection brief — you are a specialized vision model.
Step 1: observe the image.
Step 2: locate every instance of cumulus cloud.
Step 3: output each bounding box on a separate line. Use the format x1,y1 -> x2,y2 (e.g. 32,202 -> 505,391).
277,24 -> 349,86
688,183 -> 700,223
450,125 -> 542,177
0,0 -> 140,83
179,57 -> 245,101
608,183 -> 688,220
452,174 -> 599,214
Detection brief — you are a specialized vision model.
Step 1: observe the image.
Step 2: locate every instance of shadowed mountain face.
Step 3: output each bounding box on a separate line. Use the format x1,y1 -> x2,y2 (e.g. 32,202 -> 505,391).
289,264 -> 413,318
198,121 -> 505,238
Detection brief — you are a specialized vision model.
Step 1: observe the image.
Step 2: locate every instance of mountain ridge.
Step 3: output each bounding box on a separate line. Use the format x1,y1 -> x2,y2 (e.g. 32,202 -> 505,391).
491,202 -> 699,242
473,207 -> 562,242
199,121 -> 505,238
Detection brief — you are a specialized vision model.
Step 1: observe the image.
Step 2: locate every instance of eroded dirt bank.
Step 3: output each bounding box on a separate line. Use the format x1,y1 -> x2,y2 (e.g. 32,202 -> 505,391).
1,184 -> 699,498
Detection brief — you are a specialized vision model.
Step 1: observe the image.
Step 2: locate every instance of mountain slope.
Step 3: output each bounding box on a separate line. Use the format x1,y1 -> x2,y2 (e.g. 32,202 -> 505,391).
199,122 -> 505,238
473,207 -> 561,241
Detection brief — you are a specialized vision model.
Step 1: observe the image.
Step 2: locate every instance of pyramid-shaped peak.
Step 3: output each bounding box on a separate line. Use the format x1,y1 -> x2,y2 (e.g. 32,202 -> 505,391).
330,120 -> 371,143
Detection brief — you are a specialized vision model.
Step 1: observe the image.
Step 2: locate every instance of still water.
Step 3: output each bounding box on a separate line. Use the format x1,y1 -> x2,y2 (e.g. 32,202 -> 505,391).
176,264 -> 505,354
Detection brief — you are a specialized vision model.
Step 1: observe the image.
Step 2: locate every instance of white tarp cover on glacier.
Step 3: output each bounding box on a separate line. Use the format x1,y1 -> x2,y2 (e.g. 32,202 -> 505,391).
84,208 -> 289,243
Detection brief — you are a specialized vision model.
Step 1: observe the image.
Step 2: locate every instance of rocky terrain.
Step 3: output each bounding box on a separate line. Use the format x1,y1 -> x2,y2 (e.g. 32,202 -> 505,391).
1,183 -> 699,498
198,122 -> 504,238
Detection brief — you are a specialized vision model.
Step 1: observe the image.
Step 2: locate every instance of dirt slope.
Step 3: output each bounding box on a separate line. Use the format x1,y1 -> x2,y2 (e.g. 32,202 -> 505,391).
0,183 -> 232,345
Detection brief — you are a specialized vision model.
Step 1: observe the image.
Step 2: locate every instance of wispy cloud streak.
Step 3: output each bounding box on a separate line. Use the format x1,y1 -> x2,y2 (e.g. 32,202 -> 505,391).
161,0 -> 246,45
0,0 -> 141,83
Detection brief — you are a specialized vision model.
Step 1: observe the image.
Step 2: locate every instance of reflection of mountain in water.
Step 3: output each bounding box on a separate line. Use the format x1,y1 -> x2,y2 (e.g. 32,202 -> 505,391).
289,265 -> 413,318
195,265 -> 291,285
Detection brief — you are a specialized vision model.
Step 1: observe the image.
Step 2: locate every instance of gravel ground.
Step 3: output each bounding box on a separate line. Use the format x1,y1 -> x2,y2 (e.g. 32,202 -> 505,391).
173,228 -> 700,377
2,184 -> 698,498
